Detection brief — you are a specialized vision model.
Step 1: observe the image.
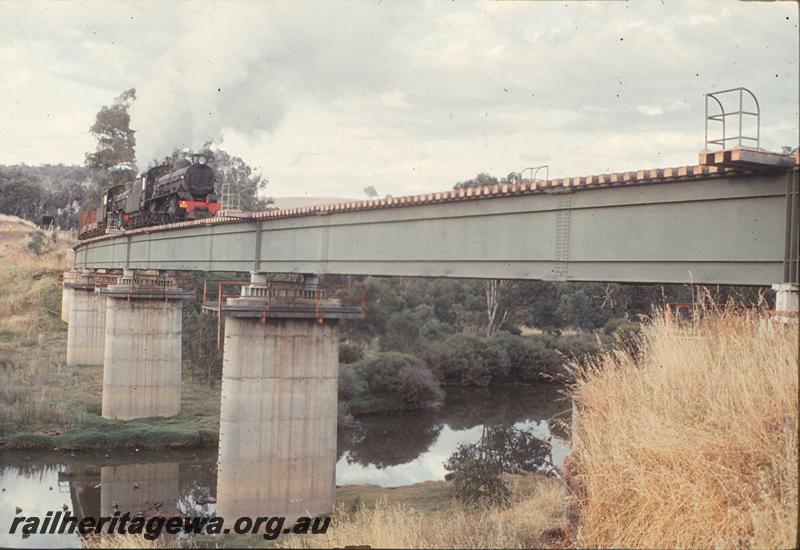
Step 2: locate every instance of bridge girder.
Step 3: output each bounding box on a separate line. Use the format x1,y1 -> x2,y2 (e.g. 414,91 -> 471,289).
74,170 -> 799,287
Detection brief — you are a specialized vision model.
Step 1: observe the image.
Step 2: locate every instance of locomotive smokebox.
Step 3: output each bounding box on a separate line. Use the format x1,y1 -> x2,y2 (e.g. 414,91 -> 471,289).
189,152 -> 208,166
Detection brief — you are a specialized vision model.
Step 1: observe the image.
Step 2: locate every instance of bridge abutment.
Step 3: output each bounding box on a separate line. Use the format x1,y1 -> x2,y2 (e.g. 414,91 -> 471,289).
216,273 -> 360,518
65,272 -> 106,366
99,271 -> 192,420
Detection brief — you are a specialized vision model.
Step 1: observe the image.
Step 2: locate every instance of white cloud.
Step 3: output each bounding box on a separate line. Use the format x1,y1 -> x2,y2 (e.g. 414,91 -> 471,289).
637,105 -> 664,116
0,0 -> 796,200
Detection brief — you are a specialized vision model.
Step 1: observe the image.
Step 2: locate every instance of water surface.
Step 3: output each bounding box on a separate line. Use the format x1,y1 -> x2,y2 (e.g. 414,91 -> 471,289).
0,384 -> 569,548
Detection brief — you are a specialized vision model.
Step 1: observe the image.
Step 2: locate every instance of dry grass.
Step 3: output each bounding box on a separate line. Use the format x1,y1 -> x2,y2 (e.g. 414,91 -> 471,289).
0,214 -> 223,447
571,306 -> 798,549
0,336 -> 99,435
83,475 -> 567,549
0,214 -> 73,333
0,216 -> 80,433
283,477 -> 565,549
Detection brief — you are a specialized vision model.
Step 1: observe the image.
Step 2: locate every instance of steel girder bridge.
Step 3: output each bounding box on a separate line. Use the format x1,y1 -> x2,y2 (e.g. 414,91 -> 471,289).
74,151 -> 799,288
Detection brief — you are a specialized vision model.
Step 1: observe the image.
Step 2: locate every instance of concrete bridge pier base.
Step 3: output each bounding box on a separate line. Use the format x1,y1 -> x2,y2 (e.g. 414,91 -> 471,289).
216,273 -> 361,519
61,286 -> 73,323
772,283 -> 799,315
61,270 -> 80,323
99,270 -> 192,420
65,272 -> 106,366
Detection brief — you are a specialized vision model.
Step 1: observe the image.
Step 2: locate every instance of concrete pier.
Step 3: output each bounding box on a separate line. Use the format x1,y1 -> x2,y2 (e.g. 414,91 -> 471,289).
99,271 -> 192,420
61,271 -> 78,323
65,272 -> 106,366
62,251 -> 77,323
61,286 -> 72,323
216,274 -> 360,518
772,283 -> 799,315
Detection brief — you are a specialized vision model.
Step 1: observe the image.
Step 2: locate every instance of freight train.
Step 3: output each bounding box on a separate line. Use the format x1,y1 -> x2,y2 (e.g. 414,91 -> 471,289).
78,154 -> 220,239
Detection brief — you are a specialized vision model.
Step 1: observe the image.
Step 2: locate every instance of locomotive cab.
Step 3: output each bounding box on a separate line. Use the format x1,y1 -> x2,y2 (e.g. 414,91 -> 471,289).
102,184 -> 127,230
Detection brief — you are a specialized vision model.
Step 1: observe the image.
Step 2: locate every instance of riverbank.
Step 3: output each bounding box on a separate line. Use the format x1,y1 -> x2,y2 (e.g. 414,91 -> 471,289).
2,338 -> 568,452
0,215 -> 577,450
570,308 -> 798,548
1,333 -> 221,451
80,474 -> 567,549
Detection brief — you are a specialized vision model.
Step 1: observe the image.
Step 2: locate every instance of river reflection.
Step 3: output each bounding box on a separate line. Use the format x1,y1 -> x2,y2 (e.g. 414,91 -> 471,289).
0,384 -> 569,547
0,452 -> 218,548
336,384 -> 571,486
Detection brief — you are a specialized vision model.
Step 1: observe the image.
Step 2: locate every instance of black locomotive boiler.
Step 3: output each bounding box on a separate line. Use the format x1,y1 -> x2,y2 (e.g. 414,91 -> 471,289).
79,154 -> 221,239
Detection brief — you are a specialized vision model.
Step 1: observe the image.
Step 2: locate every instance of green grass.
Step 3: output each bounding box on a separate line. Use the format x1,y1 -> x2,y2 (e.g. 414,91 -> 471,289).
0,219 -> 224,451
1,322 -> 222,450
5,377 -> 221,450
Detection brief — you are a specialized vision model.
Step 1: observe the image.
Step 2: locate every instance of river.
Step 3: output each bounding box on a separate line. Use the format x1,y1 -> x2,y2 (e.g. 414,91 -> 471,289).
0,384 -> 570,548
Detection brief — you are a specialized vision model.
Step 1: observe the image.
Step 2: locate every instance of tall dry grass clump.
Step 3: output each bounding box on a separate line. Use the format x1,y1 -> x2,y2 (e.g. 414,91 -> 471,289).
0,214 -> 72,333
280,478 -> 565,549
571,306 -> 798,549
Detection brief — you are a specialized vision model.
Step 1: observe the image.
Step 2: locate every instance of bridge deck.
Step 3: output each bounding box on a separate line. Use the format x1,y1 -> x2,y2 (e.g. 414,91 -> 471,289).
74,163 -> 800,286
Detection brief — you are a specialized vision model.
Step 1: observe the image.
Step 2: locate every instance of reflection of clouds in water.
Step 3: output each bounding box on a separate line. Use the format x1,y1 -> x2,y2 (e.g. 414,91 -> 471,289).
0,464 -> 81,549
0,458 -> 218,547
336,419 -> 569,487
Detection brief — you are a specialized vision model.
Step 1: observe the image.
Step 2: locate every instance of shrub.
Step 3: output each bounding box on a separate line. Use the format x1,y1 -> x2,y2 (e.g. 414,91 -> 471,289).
395,360 -> 445,409
555,333 -> 603,365
602,318 -> 642,355
424,333 -> 510,386
338,364 -> 367,401
419,318 -> 455,341
26,230 -> 46,255
339,341 -> 364,364
447,443 -> 512,507
444,426 -> 552,506
492,333 -> 565,382
350,352 -> 444,411
35,276 -> 62,318
380,311 -> 421,352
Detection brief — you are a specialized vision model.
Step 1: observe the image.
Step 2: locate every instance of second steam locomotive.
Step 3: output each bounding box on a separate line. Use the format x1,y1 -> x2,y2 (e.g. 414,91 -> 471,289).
79,153 -> 221,239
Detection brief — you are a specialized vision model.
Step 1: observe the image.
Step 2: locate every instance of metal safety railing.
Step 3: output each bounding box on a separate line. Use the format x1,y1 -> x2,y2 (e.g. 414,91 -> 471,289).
200,278 -> 366,351
517,165 -> 549,186
704,87 -> 760,151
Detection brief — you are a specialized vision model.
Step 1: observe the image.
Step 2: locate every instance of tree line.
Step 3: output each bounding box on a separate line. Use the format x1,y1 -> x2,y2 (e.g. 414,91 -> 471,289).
0,88 -> 270,228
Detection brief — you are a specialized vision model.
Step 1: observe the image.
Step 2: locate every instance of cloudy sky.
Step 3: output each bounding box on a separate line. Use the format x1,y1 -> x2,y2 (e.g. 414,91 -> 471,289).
0,1 -> 797,198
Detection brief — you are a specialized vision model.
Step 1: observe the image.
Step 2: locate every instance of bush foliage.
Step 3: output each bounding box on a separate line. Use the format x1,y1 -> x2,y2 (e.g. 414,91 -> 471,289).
339,341 -> 364,364
444,425 -> 552,506
339,352 -> 444,414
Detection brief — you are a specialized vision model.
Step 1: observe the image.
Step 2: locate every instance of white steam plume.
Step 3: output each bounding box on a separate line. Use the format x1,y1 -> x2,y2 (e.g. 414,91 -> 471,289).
130,4 -> 286,168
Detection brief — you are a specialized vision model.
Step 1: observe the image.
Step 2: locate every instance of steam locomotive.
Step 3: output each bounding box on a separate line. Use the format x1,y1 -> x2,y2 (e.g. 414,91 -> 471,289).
78,154 -> 221,239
